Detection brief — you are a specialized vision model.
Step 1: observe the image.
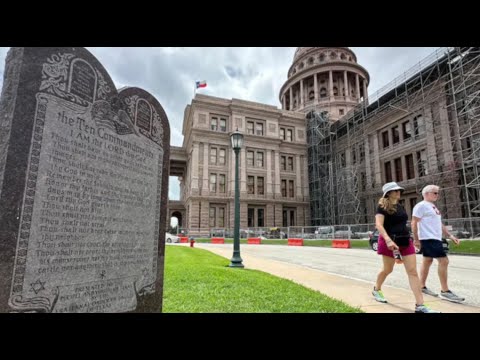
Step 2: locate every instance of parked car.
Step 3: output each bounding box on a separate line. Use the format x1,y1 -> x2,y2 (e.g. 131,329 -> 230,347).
165,232 -> 180,243
369,230 -> 421,254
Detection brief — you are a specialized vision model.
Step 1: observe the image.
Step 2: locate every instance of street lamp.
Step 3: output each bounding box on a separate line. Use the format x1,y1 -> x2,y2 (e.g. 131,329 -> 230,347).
229,128 -> 244,268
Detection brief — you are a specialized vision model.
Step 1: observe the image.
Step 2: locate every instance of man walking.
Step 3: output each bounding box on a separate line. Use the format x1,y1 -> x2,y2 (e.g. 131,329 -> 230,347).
411,184 -> 465,303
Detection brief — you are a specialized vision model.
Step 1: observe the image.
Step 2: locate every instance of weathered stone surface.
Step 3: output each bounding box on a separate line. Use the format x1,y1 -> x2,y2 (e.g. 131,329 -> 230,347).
0,47 -> 170,313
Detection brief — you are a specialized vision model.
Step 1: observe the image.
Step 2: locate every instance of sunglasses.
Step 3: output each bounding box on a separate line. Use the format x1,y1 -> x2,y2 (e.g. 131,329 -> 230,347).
430,192 -> 439,195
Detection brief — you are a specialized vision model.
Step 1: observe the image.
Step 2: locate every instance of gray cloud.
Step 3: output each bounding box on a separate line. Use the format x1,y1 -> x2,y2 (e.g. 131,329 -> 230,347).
0,47 -> 442,201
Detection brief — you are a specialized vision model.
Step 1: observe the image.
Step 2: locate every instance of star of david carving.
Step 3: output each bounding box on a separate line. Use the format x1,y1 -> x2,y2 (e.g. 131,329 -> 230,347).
30,279 -> 46,294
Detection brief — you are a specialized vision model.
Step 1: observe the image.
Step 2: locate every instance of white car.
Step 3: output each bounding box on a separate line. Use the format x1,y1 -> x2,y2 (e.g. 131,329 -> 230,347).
165,232 -> 180,243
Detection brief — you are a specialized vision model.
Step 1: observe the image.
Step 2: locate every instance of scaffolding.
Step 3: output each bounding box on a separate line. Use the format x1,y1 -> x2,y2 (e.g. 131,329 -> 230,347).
307,47 -> 480,235
306,110 -> 335,225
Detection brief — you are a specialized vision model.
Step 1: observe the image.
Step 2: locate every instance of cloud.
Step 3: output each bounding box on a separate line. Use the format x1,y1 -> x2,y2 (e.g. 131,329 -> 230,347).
0,47 -> 442,201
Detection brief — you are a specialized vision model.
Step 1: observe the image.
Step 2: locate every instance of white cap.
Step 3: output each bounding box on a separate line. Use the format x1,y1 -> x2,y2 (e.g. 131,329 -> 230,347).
382,182 -> 404,198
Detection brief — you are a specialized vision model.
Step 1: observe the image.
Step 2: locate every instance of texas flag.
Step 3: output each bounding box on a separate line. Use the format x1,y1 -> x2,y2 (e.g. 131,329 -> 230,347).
196,80 -> 207,89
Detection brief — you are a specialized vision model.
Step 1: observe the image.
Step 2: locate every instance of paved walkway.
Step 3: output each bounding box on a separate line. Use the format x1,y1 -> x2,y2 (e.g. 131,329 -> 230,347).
190,243 -> 480,313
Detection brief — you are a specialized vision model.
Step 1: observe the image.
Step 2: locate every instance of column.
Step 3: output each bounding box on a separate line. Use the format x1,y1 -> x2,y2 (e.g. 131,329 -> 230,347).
363,78 -> 368,103
240,147 -> 247,194
364,136 -> 372,187
266,150 -> 272,197
401,155 -> 407,182
191,142 -> 199,195
329,71 -> 334,98
300,79 -> 304,107
229,147 -> 235,196
202,143 -> 209,195
289,87 -> 293,110
355,74 -> 360,100
282,94 -> 286,110
314,73 -> 318,102
274,151 -> 281,196
295,154 -> 302,200
302,155 -> 309,199
372,134 -> 381,185
424,105 -> 438,172
344,71 -> 349,100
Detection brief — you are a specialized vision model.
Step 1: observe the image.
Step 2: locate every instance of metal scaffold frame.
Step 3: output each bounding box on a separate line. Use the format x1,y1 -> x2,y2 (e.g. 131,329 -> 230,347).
307,47 -> 480,233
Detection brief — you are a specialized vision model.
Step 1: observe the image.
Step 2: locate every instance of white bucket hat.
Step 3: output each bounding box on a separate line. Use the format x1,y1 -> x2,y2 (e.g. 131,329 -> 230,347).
382,182 -> 404,198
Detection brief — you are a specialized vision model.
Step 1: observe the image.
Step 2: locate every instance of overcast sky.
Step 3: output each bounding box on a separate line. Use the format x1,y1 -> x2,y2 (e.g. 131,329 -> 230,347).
0,47 -> 440,201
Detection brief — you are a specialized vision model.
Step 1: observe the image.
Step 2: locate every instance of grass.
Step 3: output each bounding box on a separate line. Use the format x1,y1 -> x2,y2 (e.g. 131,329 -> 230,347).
162,246 -> 362,313
448,240 -> 480,255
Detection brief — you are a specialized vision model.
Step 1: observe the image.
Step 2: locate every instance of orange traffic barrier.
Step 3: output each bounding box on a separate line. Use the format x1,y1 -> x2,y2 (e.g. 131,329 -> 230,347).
288,238 -> 304,246
211,237 -> 225,244
179,237 -> 189,243
247,237 -> 261,245
332,239 -> 351,248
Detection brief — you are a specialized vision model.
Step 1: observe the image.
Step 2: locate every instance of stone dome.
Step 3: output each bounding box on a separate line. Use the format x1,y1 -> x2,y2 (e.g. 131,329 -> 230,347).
293,47 -> 351,62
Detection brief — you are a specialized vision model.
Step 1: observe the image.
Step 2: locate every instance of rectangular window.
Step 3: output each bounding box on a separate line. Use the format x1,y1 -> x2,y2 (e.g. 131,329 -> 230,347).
392,126 -> 399,145
247,151 -> 254,166
210,117 -> 218,131
287,129 -> 293,142
209,207 -> 216,227
382,131 -> 389,148
414,115 -> 425,137
210,147 -> 217,165
248,176 -> 255,194
394,158 -> 403,182
257,177 -> 264,195
406,154 -> 415,179
248,208 -> 255,227
283,208 -> 297,227
219,174 -> 226,193
219,118 -> 226,132
280,128 -> 285,140
257,209 -> 264,227
257,152 -> 264,168
402,121 -> 412,140
281,179 -> 287,197
289,180 -> 295,198
281,156 -> 286,171
256,123 -> 264,136
287,157 -> 294,171
247,121 -> 255,135
218,207 -> 225,227
417,150 -> 427,176
352,145 -> 357,164
385,161 -> 392,182
219,149 -> 226,165
209,174 -> 217,192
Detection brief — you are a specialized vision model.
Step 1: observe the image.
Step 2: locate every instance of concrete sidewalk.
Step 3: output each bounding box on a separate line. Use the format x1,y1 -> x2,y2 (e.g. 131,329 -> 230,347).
193,244 -> 480,313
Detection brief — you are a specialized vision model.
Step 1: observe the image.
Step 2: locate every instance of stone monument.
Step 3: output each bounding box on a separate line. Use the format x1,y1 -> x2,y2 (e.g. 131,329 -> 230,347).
0,47 -> 170,312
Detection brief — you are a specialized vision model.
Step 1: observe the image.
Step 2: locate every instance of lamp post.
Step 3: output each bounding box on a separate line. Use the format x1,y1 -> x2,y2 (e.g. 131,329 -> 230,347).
229,129 -> 244,268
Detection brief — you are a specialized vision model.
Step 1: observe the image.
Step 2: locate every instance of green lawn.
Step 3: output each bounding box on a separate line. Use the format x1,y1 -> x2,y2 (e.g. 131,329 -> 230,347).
162,246 -> 362,313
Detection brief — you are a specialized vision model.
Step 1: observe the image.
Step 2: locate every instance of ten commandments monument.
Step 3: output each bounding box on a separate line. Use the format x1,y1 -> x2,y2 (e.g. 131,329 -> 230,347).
0,47 -> 170,312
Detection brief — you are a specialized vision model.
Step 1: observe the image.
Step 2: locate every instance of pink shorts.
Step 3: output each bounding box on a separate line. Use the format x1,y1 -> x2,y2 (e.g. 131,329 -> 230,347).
377,234 -> 416,257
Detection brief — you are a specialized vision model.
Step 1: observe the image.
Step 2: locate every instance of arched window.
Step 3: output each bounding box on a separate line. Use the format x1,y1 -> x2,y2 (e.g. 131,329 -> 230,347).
309,90 -> 314,100
340,53 -> 346,60
320,88 -> 327,98
308,57 -> 314,65
330,52 -> 337,59
333,86 -> 338,96
319,53 -> 325,62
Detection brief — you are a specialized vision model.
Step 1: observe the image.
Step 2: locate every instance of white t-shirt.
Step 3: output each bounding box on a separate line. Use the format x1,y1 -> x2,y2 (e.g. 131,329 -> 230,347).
412,200 -> 442,241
